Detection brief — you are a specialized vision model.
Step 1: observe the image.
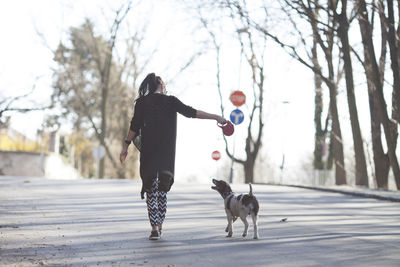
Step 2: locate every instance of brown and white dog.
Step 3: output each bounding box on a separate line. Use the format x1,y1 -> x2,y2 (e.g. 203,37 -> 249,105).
211,179 -> 259,239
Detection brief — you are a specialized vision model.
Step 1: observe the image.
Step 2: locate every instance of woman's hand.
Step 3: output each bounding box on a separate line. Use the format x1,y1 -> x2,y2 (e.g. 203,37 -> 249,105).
216,116 -> 227,125
120,149 -> 128,164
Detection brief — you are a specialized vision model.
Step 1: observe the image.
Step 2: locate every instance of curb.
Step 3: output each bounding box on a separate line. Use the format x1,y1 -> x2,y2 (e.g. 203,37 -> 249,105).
258,183 -> 400,203
286,184 -> 400,203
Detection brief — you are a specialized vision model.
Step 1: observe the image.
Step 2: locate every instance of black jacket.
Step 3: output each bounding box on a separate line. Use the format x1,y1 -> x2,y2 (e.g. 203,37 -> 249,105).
130,93 -> 197,197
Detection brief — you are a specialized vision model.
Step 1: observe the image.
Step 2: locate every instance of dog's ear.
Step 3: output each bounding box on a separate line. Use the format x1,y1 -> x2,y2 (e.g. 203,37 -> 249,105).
221,181 -> 232,193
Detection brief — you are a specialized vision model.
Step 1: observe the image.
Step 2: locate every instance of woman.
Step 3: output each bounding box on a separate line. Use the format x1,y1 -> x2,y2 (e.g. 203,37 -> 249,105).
120,73 -> 226,240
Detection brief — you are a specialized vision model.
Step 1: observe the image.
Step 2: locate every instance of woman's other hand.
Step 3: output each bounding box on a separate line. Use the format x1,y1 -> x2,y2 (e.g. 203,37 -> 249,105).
120,149 -> 128,164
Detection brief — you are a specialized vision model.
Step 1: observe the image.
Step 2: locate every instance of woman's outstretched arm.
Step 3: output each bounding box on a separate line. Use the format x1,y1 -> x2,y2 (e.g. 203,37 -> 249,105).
196,110 -> 227,124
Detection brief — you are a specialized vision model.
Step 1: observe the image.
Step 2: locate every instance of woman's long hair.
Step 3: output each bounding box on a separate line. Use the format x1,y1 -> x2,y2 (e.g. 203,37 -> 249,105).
136,73 -> 162,100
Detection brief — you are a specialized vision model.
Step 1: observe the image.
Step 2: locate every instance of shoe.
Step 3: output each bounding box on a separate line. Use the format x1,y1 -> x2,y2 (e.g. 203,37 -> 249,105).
149,230 -> 160,240
158,225 -> 163,237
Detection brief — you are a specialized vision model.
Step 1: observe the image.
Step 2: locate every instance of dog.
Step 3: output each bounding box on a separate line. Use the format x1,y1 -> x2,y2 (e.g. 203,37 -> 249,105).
211,179 -> 259,239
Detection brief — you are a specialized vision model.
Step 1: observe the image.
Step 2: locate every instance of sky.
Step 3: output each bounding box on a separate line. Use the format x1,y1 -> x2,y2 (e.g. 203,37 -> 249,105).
1,0 -> 385,187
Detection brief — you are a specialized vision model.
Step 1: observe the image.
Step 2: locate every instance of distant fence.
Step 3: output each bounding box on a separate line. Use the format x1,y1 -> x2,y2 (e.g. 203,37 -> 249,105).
0,150 -> 80,179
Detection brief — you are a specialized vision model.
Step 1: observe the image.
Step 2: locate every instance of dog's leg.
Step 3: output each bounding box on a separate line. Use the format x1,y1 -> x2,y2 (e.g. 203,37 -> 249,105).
226,216 -> 237,232
226,211 -> 233,237
240,215 -> 249,238
251,213 -> 259,239
225,217 -> 237,232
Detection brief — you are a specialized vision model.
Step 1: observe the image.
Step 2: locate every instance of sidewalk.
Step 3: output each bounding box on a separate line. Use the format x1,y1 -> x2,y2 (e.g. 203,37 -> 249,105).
282,184 -> 400,202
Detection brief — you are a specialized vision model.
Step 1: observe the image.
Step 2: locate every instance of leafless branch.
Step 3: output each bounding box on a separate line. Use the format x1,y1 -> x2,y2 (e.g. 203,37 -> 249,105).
33,24 -> 56,54
165,51 -> 204,85
351,46 -> 365,65
0,76 -> 52,118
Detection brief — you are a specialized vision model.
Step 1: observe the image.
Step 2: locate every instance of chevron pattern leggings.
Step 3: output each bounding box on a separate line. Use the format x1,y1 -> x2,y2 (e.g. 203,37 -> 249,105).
146,178 -> 167,227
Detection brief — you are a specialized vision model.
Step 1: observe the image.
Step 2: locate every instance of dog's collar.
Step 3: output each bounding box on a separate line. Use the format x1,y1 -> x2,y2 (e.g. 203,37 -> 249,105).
223,192 -> 234,199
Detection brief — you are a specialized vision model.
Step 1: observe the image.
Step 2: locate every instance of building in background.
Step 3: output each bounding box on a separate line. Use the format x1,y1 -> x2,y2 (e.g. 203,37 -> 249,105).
0,121 -> 80,179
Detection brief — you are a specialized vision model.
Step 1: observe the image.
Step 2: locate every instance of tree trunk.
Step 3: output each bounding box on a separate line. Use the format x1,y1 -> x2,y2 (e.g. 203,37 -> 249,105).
330,91 -> 347,185
98,67 -> 109,178
313,0 -> 346,185
244,157 -> 255,184
327,129 -> 335,170
368,79 -> 390,188
99,86 -> 107,178
325,33 -> 346,185
312,36 -> 325,170
99,41 -> 113,178
387,0 -> 400,123
366,0 -> 390,189
357,0 -> 400,189
386,0 -> 400,185
337,3 -> 369,186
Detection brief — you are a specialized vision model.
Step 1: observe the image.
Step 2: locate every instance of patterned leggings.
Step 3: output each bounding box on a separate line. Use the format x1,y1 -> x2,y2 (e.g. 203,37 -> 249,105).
146,178 -> 167,227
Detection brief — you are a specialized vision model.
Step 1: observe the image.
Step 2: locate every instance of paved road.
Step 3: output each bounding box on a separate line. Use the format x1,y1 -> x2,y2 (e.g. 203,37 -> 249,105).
1,176 -> 399,266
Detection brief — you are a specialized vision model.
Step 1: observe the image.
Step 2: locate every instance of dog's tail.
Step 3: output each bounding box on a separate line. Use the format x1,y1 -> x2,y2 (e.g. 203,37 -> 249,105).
248,184 -> 259,215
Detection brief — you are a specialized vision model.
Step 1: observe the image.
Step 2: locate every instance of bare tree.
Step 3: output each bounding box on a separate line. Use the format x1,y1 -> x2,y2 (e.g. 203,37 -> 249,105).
94,2 -> 132,178
306,0 -> 347,185
183,0 -> 400,190
386,0 -> 400,124
51,2 -> 137,178
351,0 -> 391,188
335,0 -> 369,186
356,0 -> 400,189
311,19 -> 327,171
249,0 -> 347,185
192,1 -> 266,183
193,0 -> 348,185
0,77 -> 52,122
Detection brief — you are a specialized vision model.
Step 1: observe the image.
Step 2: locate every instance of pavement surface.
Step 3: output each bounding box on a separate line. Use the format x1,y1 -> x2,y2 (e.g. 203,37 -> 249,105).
1,176 -> 399,267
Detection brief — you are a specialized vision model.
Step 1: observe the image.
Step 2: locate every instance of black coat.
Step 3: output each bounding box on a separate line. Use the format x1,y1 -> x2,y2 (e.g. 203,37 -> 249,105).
130,93 -> 197,195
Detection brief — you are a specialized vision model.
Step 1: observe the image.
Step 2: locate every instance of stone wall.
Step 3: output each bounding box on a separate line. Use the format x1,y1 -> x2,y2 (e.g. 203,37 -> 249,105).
0,151 -> 80,179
